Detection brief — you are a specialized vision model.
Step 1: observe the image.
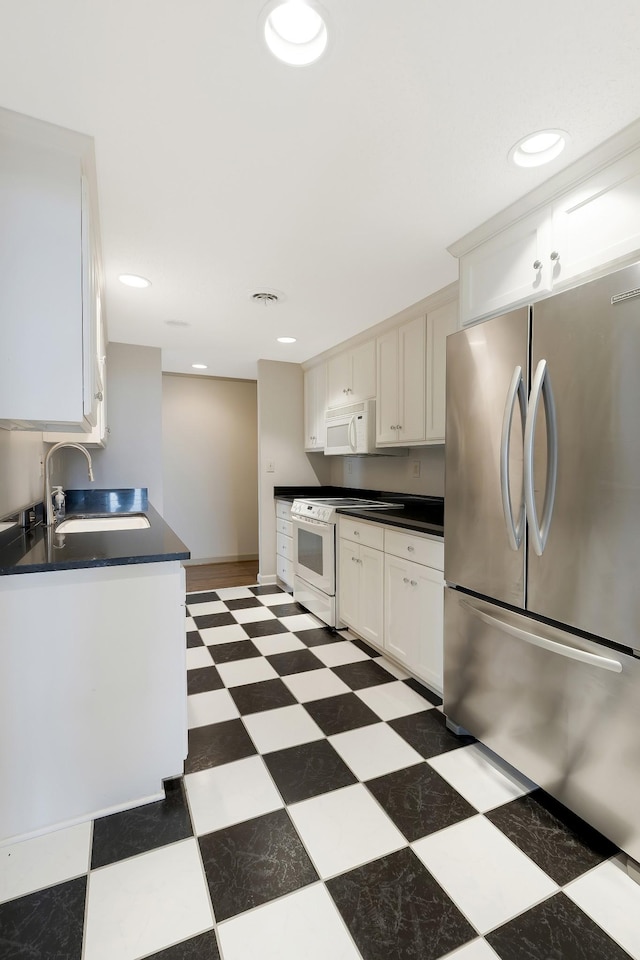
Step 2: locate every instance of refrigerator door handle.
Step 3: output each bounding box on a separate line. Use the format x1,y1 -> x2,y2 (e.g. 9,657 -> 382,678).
460,599 -> 623,674
524,358 -> 558,556
500,365 -> 527,550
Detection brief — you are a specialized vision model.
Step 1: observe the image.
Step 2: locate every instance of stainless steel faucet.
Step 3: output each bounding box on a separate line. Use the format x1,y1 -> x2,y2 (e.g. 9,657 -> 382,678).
44,442 -> 95,526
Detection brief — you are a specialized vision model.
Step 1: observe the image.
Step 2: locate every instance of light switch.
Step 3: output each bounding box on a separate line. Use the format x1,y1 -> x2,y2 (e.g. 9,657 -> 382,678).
411,460 -> 421,478
266,460 -> 275,473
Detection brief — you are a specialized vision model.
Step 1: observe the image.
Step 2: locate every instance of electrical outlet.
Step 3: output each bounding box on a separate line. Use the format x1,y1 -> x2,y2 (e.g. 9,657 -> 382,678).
266,460 -> 275,473
411,460 -> 421,479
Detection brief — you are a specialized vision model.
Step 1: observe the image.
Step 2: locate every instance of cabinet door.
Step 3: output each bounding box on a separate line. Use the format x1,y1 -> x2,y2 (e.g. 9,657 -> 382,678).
459,209 -> 553,325
384,555 -> 444,692
357,545 -> 384,647
376,329 -> 399,444
552,148 -> 640,287
425,301 -> 458,442
351,339 -> 376,401
398,316 -> 426,444
327,352 -> 351,408
304,364 -> 326,450
338,537 -> 360,629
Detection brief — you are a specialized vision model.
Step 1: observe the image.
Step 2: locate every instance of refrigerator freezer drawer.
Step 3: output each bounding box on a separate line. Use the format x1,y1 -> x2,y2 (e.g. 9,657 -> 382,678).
444,586 -> 640,863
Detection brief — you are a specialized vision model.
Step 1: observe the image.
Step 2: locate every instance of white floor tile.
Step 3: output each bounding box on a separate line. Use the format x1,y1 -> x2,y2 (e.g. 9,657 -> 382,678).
185,756 -> 283,836
187,689 -> 239,728
0,821 -> 91,905
565,857 -> 640,959
84,839 -> 213,960
218,883 -> 362,960
186,646 -> 214,670
427,744 -> 536,812
289,783 -> 405,879
278,613 -> 323,632
184,616 -> 196,632
443,939 -> 501,960
216,658 -> 279,688
231,606 -> 276,624
243,704 -> 324,752
251,632 -> 306,655
413,815 -> 558,934
258,592 -> 296,606
187,600 -> 228,617
200,623 -> 250,646
282,668 -> 351,702
310,640 -> 370,667
329,723 -> 422,781
373,656 -> 410,680
356,680 -> 433,720
215,587 -> 256,600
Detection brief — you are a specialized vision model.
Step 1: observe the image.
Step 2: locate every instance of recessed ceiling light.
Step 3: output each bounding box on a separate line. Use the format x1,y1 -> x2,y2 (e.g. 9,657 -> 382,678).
118,274 -> 151,288
191,363 -> 208,370
262,0 -> 328,66
509,130 -> 568,168
277,336 -> 297,344
165,319 -> 190,327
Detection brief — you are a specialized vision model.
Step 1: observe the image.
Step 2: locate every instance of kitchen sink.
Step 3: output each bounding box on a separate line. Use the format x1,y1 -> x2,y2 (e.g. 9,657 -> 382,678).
56,514 -> 150,533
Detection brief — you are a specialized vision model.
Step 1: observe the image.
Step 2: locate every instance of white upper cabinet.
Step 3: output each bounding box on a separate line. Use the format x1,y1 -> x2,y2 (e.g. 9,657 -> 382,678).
326,339 -> 376,408
376,316 -> 426,446
303,362 -> 327,451
456,142 -> 640,326
425,300 -> 458,442
0,108 -> 105,431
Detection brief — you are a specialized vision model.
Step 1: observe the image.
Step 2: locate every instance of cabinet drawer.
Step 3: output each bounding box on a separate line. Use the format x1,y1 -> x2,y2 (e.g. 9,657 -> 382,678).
276,533 -> 293,562
277,555 -> 293,587
276,518 -> 293,537
384,529 -> 444,570
276,500 -> 292,521
338,517 -> 384,551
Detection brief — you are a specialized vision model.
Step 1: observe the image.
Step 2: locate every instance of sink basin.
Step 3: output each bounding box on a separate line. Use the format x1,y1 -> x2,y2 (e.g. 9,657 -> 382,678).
0,521 -> 17,533
56,514 -> 150,533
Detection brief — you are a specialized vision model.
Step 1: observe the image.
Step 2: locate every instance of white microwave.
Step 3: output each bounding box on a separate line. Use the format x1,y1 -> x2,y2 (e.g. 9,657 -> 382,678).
324,399 -> 377,455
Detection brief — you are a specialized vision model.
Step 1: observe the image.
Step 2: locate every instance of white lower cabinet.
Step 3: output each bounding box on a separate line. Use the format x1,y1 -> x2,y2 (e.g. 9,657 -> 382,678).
275,499 -> 293,588
338,518 -> 384,647
384,553 -> 444,692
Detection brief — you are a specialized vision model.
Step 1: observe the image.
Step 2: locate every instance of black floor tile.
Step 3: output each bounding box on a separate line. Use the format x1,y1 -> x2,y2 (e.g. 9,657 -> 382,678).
91,779 -> 193,869
187,591 -> 220,604
199,809 -> 318,921
206,639 -> 261,664
269,601 -> 308,618
224,597 -> 263,610
187,665 -> 224,695
349,636 -> 378,658
404,676 -> 443,707
264,739 -> 358,803
186,630 -> 204,648
486,789 -> 617,885
242,618 -> 289,638
486,892 -> 633,960
304,692 -> 380,736
144,930 -> 221,959
327,847 -> 475,960
0,876 -> 86,960
185,719 -> 257,774
266,649 -> 324,676
331,659 -> 397,690
366,763 -> 476,842
249,585 -> 286,596
295,626 -> 344,647
193,612 -> 237,630
229,678 -> 298,715
390,709 -> 475,758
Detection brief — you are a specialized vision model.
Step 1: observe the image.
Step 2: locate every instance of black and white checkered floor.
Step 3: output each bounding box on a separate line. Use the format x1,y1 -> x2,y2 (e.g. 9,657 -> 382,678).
2,583 -> 640,960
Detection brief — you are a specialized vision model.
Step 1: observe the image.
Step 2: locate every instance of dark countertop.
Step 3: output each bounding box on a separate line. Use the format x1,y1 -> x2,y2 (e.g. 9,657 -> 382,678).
274,486 -> 444,539
0,488 -> 190,576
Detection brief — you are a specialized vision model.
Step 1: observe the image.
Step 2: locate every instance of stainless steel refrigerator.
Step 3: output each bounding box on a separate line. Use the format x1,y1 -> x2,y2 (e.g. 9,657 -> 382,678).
444,260 -> 640,866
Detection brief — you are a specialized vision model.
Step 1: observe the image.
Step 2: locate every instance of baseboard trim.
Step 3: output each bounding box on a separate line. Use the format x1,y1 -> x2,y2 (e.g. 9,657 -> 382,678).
257,573 -> 277,585
183,554 -> 259,566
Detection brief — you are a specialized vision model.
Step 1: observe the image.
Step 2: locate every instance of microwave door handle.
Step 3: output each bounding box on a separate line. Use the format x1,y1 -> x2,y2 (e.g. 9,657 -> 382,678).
348,415 -> 357,452
500,365 -> 526,550
524,359 -> 558,556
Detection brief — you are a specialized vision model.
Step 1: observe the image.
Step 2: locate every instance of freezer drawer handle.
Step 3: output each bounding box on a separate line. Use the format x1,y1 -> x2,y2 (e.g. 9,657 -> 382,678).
500,365 -> 527,551
461,600 -> 623,674
524,358 -> 558,556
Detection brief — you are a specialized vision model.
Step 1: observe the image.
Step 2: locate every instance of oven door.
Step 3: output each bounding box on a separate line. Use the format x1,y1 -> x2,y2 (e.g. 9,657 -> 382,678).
292,515 -> 335,596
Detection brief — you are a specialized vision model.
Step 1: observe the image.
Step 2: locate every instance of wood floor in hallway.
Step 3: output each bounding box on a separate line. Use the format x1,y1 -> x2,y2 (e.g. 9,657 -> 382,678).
184,559 -> 260,592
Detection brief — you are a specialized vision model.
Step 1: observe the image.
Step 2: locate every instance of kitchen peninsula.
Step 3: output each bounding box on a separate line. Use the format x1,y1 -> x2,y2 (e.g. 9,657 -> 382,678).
0,489 -> 189,846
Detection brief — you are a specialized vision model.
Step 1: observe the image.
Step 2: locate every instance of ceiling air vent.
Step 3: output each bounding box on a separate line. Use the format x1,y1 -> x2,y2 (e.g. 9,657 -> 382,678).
251,291 -> 279,304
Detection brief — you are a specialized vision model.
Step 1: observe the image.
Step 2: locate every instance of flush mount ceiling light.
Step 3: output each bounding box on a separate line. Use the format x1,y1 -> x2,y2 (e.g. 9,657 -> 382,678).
509,130 -> 569,168
261,0 -> 329,65
118,274 -> 151,288
165,318 -> 190,328
191,363 -> 208,370
277,336 -> 297,343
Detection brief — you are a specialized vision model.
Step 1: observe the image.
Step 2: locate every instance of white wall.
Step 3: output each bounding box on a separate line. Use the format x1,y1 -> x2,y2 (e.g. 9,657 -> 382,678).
329,445 -> 445,497
162,374 -> 258,563
0,430 -> 45,518
60,343 -> 164,508
257,360 -> 331,580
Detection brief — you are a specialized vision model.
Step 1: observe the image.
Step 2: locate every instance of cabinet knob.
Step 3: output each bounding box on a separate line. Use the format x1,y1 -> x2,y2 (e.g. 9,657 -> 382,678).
550,250 -> 560,261
397,424 -> 402,430
390,425 -> 396,430
403,577 -> 409,583
410,579 -> 417,586
353,530 -> 360,536
532,259 -> 542,270
95,391 -> 103,402
407,545 -> 415,552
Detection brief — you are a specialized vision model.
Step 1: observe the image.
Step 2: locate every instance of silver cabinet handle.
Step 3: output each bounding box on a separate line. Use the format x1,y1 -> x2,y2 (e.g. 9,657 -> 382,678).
500,365 -> 527,551
550,250 -> 560,261
460,599 -> 622,673
533,259 -> 542,270
524,359 -> 558,557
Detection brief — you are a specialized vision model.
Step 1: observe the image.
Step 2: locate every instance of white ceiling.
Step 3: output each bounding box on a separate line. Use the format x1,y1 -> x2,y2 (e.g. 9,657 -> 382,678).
1,1 -> 640,379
